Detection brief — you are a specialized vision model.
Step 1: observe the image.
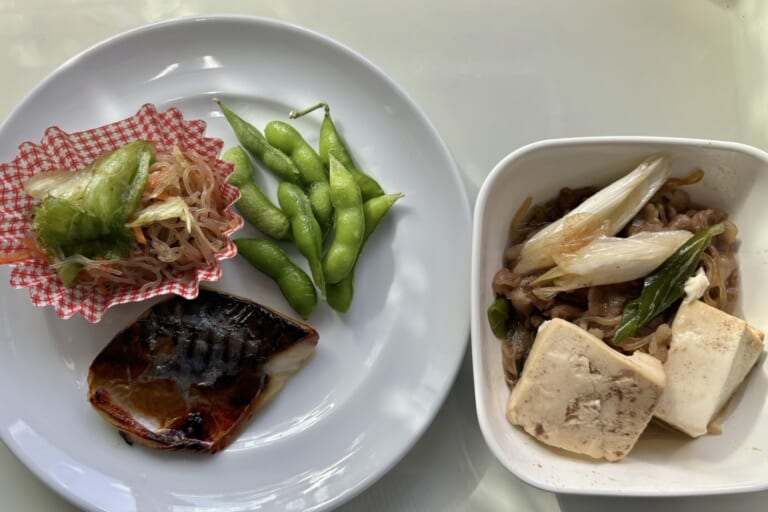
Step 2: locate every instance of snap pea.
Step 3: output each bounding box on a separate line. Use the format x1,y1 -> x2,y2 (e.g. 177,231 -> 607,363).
235,238 -> 317,319
221,146 -> 291,241
278,182 -> 326,297
322,156 -> 365,284
326,192 -> 404,312
214,98 -> 301,184
290,102 -> 385,201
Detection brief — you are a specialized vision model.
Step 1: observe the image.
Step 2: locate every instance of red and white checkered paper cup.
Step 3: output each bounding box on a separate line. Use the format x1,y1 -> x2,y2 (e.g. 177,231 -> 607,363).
0,103 -> 243,322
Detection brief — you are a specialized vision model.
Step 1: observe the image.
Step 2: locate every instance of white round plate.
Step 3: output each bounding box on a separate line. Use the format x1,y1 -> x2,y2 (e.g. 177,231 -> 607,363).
0,15 -> 471,512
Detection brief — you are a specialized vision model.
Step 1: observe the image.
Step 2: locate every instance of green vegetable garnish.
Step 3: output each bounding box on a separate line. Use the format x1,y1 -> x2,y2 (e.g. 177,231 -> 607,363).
30,140 -> 156,286
126,196 -> 195,232
613,222 -> 725,345
487,297 -> 511,339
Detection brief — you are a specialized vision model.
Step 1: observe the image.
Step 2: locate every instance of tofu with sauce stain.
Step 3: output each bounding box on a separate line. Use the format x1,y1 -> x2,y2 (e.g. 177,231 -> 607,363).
654,300 -> 764,437
506,318 -> 666,462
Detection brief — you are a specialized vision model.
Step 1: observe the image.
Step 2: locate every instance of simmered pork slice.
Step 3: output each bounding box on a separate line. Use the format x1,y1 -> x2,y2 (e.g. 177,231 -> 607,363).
88,289 -> 319,453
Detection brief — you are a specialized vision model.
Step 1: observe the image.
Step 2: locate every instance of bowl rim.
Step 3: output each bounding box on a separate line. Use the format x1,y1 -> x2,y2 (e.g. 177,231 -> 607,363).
470,135 -> 768,496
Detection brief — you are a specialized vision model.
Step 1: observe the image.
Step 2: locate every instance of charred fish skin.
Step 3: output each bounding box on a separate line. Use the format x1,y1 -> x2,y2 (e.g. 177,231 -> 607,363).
88,289 -> 319,453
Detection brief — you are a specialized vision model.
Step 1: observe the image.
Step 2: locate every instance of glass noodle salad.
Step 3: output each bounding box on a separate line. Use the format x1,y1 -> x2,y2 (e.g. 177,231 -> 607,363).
9,141 -> 238,289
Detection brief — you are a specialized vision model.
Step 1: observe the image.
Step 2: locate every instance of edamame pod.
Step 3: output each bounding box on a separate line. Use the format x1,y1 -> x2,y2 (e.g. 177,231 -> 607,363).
308,181 -> 333,240
290,102 -> 385,201
361,193 -> 404,241
278,182 -> 326,297
235,238 -> 317,319
221,146 -> 291,241
214,98 -> 302,184
321,115 -> 384,200
322,156 -> 365,284
326,192 -> 403,312
264,121 -> 328,186
264,121 -> 333,237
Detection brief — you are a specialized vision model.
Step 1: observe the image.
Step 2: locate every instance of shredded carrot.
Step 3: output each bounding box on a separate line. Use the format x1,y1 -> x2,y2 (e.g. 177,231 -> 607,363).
147,169 -> 168,188
143,171 -> 162,197
0,251 -> 32,264
153,192 -> 172,201
132,226 -> 147,245
21,237 -> 47,260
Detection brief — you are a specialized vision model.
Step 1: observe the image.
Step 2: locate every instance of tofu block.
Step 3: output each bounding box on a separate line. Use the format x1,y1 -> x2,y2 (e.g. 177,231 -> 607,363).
654,300 -> 765,437
506,318 -> 666,461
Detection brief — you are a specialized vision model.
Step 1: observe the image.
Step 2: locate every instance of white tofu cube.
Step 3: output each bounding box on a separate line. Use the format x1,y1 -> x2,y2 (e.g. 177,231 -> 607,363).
506,318 -> 666,461
654,300 -> 765,437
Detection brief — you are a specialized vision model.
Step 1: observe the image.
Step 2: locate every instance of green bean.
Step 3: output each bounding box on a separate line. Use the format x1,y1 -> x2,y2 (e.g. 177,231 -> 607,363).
214,98 -> 301,184
326,193 -> 403,312
290,102 -> 385,201
264,121 -> 328,186
322,156 -> 365,284
235,238 -> 317,319
221,146 -> 291,241
277,182 -> 326,297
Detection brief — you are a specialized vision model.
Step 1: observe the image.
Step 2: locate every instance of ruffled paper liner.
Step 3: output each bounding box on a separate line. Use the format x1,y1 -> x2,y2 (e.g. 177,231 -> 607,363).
0,103 -> 242,322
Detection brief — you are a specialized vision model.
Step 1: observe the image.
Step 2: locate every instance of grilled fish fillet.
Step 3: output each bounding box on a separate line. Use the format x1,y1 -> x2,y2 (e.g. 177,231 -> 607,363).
88,289 -> 318,453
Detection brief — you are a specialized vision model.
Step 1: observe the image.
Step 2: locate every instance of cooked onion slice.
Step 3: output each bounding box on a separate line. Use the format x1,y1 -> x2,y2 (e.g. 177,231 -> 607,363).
531,230 -> 692,300
514,154 -> 672,275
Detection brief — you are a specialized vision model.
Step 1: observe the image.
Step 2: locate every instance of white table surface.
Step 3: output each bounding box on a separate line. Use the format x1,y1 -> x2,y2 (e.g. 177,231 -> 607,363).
1,1 -> 767,511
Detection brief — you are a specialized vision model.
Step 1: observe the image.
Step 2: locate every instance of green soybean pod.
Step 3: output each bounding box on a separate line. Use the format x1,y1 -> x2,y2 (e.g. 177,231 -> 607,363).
214,98 -> 302,184
308,181 -> 333,240
322,156 -> 365,284
324,268 -> 355,313
326,193 -> 403,312
221,146 -> 292,241
264,121 -> 333,237
235,238 -> 317,319
277,182 -> 326,298
290,102 -> 385,201
264,121 -> 328,186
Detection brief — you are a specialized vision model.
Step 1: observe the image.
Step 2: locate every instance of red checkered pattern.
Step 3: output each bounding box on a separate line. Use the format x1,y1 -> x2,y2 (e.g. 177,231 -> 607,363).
0,104 -> 243,322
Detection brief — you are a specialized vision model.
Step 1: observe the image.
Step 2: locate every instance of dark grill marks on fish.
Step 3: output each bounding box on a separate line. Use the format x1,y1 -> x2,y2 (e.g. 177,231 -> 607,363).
87,289 -> 319,453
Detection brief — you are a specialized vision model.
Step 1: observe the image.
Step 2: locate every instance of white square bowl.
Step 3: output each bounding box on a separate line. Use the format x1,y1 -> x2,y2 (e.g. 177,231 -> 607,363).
470,137 -> 768,496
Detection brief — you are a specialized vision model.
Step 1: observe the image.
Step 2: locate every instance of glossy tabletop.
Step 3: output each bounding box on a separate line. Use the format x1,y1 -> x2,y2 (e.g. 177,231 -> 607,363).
1,1 -> 766,511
